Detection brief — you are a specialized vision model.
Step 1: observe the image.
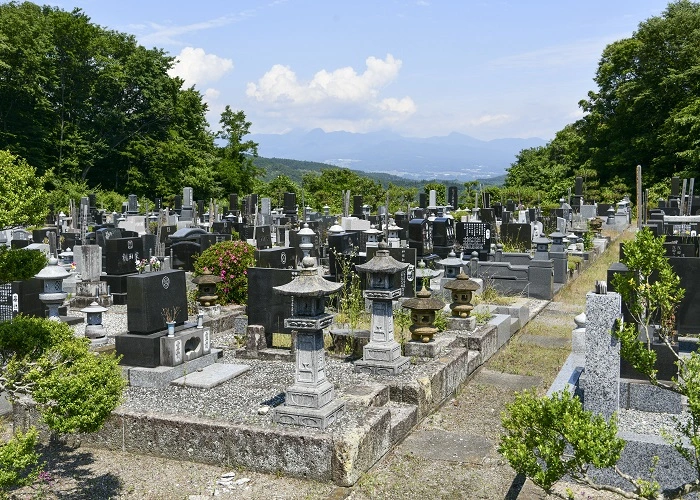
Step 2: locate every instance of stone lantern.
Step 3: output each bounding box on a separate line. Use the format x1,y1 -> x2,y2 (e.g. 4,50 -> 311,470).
533,235 -> 552,260
364,225 -> 382,248
59,247 -> 73,266
297,223 -> 315,260
415,259 -> 442,291
35,257 -> 70,321
549,231 -> 566,252
401,286 -> 445,343
81,301 -> 108,346
443,270 -> 480,331
386,219 -> 401,248
437,250 -> 463,280
192,269 -> 222,306
606,206 -> 616,225
354,242 -> 410,375
272,256 -> 344,429
323,205 -> 330,217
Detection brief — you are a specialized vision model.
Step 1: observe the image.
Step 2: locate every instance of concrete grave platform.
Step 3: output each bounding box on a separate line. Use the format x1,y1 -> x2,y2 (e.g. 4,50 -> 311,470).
122,349 -> 223,388
171,363 -> 250,389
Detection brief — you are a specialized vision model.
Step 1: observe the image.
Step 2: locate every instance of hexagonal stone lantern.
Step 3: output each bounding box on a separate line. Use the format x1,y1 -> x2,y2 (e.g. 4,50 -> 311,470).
297,222 -> 315,260
354,242 -> 410,375
35,257 -> 70,321
81,301 -> 108,346
272,256 -> 344,429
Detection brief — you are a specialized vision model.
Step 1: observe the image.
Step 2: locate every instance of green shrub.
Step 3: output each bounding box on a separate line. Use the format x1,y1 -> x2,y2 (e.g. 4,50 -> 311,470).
0,426 -> 41,492
0,248 -> 47,282
193,240 -> 256,305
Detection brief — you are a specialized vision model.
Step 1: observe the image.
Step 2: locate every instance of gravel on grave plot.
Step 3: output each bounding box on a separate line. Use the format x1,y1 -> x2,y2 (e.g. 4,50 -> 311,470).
73,304 -> 459,427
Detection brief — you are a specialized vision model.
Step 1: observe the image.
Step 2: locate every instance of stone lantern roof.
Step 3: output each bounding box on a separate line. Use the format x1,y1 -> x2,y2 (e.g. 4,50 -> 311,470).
355,242 -> 408,275
274,257 -> 342,297
402,285 -> 444,312
192,269 -> 222,286
35,257 -> 71,281
443,270 -> 479,293
437,250 -> 463,268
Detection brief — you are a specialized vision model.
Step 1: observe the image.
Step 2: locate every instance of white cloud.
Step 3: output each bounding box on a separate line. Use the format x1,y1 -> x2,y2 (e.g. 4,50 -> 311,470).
469,114 -> 513,126
378,97 -> 416,114
247,54 -> 403,104
169,47 -> 234,87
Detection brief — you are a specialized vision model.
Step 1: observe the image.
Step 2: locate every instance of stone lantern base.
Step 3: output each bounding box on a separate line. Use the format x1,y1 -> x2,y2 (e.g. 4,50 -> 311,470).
354,342 -> 409,375
274,399 -> 345,430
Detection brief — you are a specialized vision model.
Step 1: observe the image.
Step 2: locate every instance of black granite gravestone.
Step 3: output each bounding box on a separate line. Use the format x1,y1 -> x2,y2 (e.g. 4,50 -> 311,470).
96,228 -> 123,248
255,247 -> 297,269
408,218 -> 432,257
171,241 -> 200,271
105,237 -> 143,275
671,257 -> 700,334
247,267 -> 299,343
432,217 -> 455,258
448,186 -> 458,210
126,270 -> 188,334
500,223 -> 532,250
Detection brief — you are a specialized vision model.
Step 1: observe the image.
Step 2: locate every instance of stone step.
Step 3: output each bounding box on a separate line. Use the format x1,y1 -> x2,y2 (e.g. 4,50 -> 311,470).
171,362 -> 250,389
388,403 -> 418,446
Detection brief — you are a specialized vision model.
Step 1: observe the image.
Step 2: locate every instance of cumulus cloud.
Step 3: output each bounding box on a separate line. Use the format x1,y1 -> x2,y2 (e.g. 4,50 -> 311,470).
378,97 -> 416,115
469,114 -> 513,126
169,47 -> 234,87
247,54 -> 403,104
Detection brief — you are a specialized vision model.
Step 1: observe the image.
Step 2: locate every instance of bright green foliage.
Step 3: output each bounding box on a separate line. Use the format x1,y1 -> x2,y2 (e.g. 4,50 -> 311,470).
581,0 -> 700,188
0,427 -> 41,492
257,175 -> 300,210
0,316 -> 124,434
671,352 -> 700,470
611,228 -> 684,382
0,2 -> 219,198
499,390 -> 625,493
193,240 -> 256,305
0,248 -> 47,282
302,168 -> 384,213
215,106 -> 260,196
423,182 -> 446,205
386,183 -> 417,213
0,150 -> 47,230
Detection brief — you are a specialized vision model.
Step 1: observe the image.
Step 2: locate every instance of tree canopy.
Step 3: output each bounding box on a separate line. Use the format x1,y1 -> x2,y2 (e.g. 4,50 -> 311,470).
0,2 -> 259,203
505,0 -> 700,203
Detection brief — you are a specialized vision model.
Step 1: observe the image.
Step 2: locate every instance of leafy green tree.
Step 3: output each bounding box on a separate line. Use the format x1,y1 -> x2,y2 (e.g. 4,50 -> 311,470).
215,106 -> 261,196
386,183 -> 417,213
257,175 -> 300,210
0,2 -> 218,197
500,390 -> 626,496
423,182 -> 446,206
302,168 -> 384,214
0,150 -> 47,230
580,0 -> 700,190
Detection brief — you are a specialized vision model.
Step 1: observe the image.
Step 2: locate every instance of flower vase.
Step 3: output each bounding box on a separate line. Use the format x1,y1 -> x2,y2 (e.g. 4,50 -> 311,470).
167,321 -> 176,337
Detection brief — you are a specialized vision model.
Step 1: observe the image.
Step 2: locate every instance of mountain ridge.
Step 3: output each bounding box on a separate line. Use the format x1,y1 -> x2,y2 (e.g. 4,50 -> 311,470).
249,129 -> 545,182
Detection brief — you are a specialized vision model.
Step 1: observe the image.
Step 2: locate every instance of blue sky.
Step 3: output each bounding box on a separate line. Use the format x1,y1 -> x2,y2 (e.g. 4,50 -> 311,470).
47,0 -> 671,141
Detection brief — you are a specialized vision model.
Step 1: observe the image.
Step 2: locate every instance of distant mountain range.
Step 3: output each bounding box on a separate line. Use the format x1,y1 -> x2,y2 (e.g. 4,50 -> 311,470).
249,129 -> 546,182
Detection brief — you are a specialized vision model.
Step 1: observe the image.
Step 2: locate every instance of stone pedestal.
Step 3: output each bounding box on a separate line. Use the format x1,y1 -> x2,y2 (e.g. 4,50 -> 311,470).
273,329 -> 345,429
354,299 -> 409,375
446,316 -> 476,331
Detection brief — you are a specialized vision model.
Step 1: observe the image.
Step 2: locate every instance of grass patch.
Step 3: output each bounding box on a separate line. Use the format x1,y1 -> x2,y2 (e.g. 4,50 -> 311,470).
555,227 -> 636,306
488,341 -> 570,388
519,320 -> 570,339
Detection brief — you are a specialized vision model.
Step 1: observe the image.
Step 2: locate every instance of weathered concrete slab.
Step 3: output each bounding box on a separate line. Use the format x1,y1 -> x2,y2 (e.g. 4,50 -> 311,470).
474,369 -> 541,391
171,363 -> 250,389
402,429 -> 493,463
